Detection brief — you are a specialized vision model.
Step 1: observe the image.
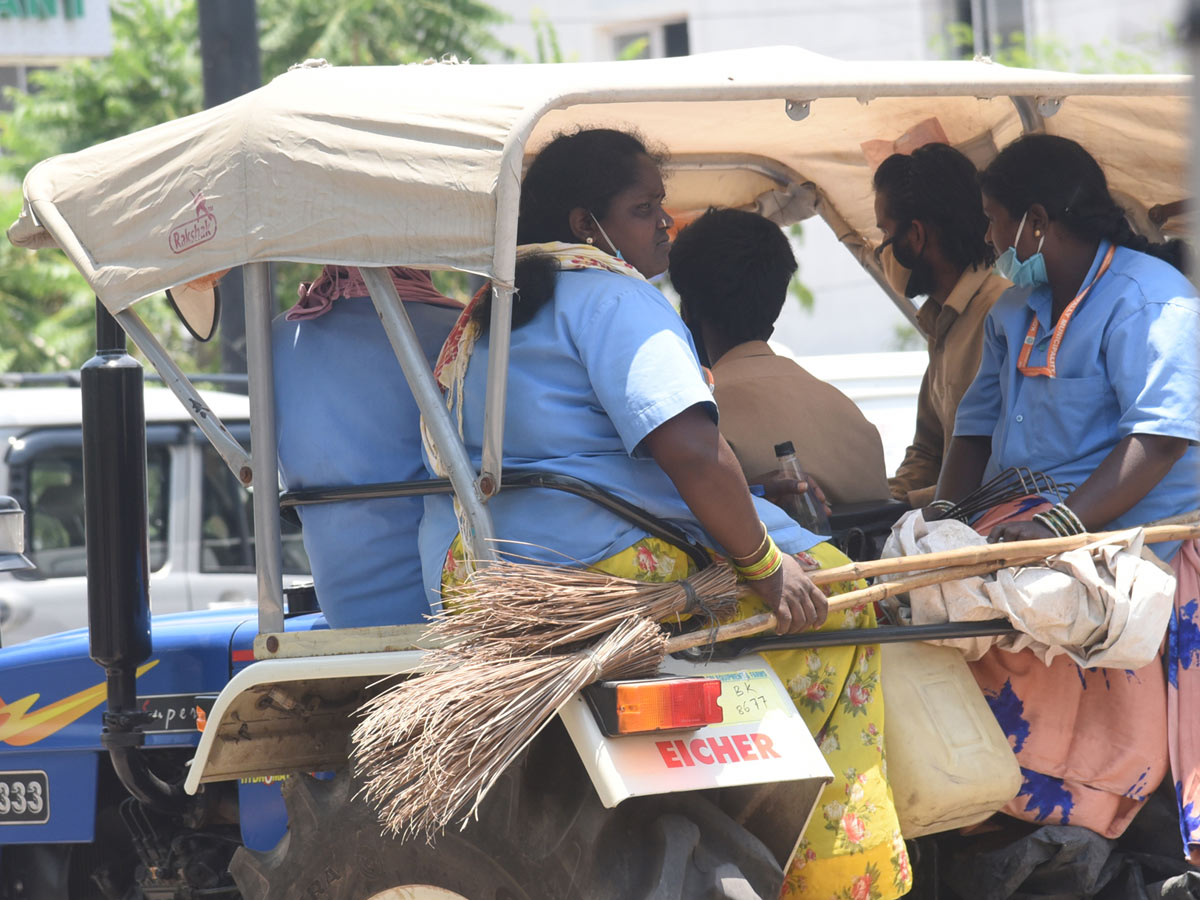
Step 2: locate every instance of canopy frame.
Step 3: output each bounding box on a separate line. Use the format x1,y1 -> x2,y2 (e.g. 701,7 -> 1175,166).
12,53 -> 1189,642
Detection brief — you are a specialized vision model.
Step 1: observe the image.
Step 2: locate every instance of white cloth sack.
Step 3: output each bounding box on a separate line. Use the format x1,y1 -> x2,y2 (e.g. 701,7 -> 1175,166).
881,510 -> 1176,669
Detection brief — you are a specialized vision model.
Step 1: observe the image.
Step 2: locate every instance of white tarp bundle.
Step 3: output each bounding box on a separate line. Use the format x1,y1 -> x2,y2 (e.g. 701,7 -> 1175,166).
883,511 -> 1176,670
6,47 -> 1188,319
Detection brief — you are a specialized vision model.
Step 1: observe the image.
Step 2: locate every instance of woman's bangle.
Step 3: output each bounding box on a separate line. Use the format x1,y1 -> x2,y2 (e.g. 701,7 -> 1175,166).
1032,503 -> 1085,537
733,536 -> 784,581
731,521 -> 770,566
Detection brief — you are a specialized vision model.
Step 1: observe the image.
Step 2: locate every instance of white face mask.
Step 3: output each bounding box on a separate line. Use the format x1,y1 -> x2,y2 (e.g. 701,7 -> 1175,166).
590,212 -> 624,261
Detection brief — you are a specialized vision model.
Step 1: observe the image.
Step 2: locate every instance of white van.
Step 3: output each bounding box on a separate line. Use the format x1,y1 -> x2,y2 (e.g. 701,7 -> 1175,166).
0,378 -> 310,644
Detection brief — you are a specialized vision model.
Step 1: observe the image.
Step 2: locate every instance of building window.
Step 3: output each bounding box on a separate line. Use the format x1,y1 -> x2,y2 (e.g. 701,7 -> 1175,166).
611,19 -> 688,60
663,21 -> 689,57
943,0 -> 1027,59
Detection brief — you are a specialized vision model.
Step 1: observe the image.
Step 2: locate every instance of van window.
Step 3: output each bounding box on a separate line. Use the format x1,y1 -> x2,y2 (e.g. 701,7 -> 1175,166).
27,446 -> 169,578
200,445 -> 309,575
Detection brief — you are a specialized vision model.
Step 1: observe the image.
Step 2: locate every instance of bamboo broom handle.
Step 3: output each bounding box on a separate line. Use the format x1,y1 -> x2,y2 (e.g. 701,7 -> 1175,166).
823,561 -> 1005,611
666,613 -> 777,653
807,518 -> 1200,587
664,513 -> 1200,654
666,560 -> 1004,653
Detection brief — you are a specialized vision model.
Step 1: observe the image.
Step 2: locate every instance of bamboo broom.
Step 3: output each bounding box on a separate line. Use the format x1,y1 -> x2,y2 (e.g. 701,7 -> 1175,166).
354,561 -> 1010,837
431,557 -> 738,655
429,519 -> 1198,656
355,519 -> 1200,836
353,616 -> 667,839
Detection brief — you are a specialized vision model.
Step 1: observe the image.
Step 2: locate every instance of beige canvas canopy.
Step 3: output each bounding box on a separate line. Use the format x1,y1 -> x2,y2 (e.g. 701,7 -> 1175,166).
7,46 -> 1190,317
7,45 -> 1191,633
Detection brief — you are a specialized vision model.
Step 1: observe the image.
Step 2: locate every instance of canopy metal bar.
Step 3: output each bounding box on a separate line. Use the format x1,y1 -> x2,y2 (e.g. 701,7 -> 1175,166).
361,267 -> 497,564
114,309 -> 252,482
667,153 -> 795,188
243,262 -> 284,635
480,113 -> 525,500
480,283 -> 513,497
1189,0 -> 1200,280
1010,96 -> 1046,134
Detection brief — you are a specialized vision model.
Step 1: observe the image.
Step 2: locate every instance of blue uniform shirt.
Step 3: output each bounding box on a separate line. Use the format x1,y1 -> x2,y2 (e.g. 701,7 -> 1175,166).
273,296 -> 461,627
955,241 -> 1200,560
419,268 -> 821,605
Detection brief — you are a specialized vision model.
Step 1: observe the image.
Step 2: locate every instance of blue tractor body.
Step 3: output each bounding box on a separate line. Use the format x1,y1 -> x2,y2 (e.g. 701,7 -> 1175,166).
0,608 -> 321,856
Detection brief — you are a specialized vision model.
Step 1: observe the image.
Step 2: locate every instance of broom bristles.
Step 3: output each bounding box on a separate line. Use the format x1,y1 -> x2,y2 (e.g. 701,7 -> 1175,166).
431,558 -> 738,655
352,616 -> 667,839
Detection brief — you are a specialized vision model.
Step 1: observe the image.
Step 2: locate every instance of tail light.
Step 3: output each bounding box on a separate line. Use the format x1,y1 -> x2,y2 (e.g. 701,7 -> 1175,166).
584,677 -> 724,736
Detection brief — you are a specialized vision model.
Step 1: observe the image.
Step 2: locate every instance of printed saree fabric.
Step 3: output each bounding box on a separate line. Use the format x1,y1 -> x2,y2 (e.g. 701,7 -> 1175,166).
441,537 -> 912,900
1168,537 -> 1200,860
969,498 -> 1200,859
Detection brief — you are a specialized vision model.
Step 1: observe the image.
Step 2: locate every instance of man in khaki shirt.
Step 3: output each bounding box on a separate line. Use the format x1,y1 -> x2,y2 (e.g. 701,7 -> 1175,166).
669,208 -> 891,506
873,143 -> 1010,507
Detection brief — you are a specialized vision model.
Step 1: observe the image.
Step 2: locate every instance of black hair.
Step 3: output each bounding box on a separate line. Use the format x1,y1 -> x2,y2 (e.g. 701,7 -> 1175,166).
669,208 -> 796,345
978,133 -> 1186,272
475,127 -> 665,330
873,142 -> 995,271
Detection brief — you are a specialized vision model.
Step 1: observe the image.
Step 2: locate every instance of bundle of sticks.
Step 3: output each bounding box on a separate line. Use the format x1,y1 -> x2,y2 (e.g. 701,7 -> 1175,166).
352,517 -> 1200,839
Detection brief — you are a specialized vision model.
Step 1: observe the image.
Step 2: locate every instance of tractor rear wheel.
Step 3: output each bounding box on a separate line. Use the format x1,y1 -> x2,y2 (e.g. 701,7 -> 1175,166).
230,720 -> 782,900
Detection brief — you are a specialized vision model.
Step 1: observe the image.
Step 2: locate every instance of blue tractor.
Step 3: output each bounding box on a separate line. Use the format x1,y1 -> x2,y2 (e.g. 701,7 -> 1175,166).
2,49 -> 1191,900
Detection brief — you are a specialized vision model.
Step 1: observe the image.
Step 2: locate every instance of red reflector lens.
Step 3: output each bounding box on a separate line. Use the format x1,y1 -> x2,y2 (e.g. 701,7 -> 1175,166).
615,679 -> 724,734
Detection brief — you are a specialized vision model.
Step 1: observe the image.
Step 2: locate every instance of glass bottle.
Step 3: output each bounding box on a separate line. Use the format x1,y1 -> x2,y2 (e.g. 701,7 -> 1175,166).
773,441 -> 831,535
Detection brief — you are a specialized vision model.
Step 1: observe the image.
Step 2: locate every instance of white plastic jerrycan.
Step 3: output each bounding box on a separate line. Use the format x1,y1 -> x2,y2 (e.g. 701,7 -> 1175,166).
881,640 -> 1021,837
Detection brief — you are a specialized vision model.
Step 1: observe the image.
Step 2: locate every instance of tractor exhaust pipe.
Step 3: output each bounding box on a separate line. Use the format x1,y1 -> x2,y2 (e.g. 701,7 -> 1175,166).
82,299 -> 185,813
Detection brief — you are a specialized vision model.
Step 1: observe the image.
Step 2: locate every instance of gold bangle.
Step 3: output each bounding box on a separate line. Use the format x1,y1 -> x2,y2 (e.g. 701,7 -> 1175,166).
734,538 -> 783,581
731,522 -> 770,566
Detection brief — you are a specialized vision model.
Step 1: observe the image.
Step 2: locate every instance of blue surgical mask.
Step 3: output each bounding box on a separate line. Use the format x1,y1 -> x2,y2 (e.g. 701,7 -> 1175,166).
994,211 -> 1047,287
589,212 -> 624,262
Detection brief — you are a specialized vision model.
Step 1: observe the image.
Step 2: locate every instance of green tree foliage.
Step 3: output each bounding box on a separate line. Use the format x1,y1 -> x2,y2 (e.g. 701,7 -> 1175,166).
932,20 -> 1172,74
529,9 -> 567,64
258,0 -> 506,75
786,224 -> 814,313
0,191 -> 94,371
0,0 -> 508,371
0,0 -> 201,182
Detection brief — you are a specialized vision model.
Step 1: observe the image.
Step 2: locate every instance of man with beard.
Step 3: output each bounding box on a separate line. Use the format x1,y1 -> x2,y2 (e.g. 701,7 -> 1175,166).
873,143 -> 1009,507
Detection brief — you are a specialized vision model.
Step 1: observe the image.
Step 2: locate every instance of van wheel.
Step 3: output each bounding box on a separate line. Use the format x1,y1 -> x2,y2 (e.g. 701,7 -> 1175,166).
230,720 -> 783,900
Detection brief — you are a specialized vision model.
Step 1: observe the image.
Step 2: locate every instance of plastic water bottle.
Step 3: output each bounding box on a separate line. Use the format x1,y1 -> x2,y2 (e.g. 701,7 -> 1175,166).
773,441 -> 831,535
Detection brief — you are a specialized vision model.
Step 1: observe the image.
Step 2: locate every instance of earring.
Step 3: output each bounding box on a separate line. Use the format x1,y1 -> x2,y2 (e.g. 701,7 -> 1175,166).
586,236 -> 594,245
1033,229 -> 1042,238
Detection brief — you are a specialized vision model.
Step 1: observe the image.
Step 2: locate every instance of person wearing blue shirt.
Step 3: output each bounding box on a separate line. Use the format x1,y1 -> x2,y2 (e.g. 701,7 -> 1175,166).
936,134 -> 1200,861
273,266 -> 462,628
420,129 -> 828,631
420,128 -> 911,900
417,265 -> 823,600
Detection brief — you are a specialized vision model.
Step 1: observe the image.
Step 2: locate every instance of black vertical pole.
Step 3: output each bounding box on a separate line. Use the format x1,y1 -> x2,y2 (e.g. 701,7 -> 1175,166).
1188,0 -> 1200,285
85,300 -> 184,812
198,1 -> 261,382
83,300 -> 151,673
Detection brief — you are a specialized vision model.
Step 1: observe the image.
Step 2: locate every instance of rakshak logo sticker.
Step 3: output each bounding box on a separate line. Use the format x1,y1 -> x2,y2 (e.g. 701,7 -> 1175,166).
168,189 -> 218,254
0,661 -> 157,747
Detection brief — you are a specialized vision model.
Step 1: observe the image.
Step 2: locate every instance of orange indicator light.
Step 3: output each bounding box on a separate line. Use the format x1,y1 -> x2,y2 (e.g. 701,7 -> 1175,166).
615,678 -> 724,734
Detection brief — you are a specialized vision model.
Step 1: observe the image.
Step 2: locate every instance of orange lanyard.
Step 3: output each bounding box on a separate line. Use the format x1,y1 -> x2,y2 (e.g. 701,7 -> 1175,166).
1017,244 -> 1115,377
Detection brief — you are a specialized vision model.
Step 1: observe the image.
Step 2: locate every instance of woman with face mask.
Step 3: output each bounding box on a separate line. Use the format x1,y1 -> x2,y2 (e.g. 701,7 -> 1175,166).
872,143 -> 1009,508
937,133 -> 1200,861
421,128 -> 912,898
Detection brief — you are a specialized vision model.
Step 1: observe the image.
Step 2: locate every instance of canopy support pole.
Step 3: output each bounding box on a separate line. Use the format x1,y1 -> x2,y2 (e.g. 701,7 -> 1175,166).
115,310 -> 252,483
361,267 -> 497,564
243,262 -> 284,635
